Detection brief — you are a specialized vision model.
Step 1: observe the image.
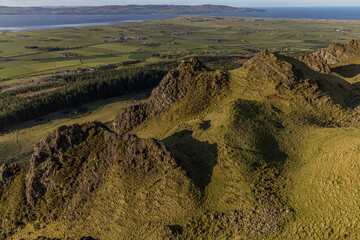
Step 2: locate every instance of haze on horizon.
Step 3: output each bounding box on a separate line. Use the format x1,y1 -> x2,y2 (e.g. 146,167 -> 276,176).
0,0 -> 360,7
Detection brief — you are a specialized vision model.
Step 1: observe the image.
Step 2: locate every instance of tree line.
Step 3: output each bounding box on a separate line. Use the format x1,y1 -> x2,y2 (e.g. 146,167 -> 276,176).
0,56 -> 245,131
0,66 -> 169,131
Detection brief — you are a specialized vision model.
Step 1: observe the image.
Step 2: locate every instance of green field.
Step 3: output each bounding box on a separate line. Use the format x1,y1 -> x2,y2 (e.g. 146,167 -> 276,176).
2,16 -> 360,165
3,16 -> 360,239
1,16 -> 360,86
0,91 -> 149,165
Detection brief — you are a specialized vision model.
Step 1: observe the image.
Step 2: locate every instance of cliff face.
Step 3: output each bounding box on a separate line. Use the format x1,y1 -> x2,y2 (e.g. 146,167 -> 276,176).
242,49 -> 301,88
2,44 -> 360,239
0,121 -> 197,239
0,163 -> 20,186
113,58 -> 229,135
300,39 -> 360,73
24,121 -> 119,223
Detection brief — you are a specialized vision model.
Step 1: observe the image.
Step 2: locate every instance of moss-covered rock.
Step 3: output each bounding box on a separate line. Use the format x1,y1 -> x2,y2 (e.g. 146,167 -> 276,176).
113,58 -> 229,135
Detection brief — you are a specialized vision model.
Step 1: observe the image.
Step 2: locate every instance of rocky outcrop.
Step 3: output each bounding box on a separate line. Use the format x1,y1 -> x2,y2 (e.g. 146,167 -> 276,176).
17,119 -> 191,228
121,134 -> 179,174
300,39 -> 360,73
0,163 -> 20,186
25,122 -> 115,209
242,49 -> 301,88
113,58 -> 228,135
3,48 -> 358,239
241,49 -> 358,108
15,121 -> 195,239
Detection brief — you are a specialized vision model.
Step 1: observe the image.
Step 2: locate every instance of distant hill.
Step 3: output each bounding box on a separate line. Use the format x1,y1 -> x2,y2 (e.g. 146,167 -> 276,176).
0,5 -> 264,15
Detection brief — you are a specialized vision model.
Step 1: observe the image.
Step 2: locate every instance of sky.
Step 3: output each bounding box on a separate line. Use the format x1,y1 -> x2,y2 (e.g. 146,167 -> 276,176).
1,0 -> 360,7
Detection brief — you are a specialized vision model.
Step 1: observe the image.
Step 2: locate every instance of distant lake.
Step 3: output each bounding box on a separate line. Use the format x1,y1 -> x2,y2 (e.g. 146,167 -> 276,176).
1,7 -> 360,32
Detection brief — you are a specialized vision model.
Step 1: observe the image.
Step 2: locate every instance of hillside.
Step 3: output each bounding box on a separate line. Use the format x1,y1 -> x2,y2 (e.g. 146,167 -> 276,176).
0,5 -> 263,15
300,39 -> 360,77
2,42 -> 360,239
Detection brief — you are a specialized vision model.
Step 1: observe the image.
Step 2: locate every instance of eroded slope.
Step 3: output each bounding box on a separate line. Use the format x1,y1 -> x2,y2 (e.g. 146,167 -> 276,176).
2,45 -> 360,239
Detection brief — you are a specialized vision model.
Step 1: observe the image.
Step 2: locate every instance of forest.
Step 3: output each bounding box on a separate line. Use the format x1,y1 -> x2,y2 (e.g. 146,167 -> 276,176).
0,56 -> 243,131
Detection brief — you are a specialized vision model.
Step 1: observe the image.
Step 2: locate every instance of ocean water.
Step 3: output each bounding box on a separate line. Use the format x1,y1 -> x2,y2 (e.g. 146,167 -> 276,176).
1,7 -> 360,32
0,14 -> 178,32
215,7 -> 360,20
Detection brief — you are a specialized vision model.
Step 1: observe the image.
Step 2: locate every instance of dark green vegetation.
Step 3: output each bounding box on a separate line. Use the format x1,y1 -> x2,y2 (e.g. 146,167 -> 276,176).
1,16 -> 360,130
0,5 -> 263,15
2,37 -> 360,239
0,92 -> 147,166
2,17 -> 360,239
0,66 -> 167,130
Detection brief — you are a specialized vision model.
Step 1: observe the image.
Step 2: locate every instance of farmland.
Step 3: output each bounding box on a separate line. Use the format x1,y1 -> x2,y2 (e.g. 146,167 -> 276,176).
1,16 -> 360,85
2,15 -> 360,239
1,15 -> 360,165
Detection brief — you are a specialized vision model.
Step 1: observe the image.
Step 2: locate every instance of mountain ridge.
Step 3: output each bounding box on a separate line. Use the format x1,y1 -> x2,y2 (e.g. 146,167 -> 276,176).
2,42 -> 360,238
300,39 -> 360,73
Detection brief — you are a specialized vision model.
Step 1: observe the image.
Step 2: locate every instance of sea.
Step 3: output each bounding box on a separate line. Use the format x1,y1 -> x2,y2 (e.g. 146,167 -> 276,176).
1,7 -> 360,33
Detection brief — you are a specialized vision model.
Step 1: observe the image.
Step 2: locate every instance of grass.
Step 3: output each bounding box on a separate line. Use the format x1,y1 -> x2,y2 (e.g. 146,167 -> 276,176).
2,16 -> 360,84
124,51 -> 360,238
281,127 -> 360,238
2,17 -> 360,239
0,91 -> 148,165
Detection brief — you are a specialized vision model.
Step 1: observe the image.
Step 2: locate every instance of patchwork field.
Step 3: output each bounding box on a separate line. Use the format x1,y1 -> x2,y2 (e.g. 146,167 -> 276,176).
1,16 -> 360,85
2,15 -> 360,238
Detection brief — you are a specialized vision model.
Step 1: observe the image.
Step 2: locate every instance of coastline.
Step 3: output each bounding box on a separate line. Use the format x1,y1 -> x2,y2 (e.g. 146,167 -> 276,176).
2,14 -> 360,33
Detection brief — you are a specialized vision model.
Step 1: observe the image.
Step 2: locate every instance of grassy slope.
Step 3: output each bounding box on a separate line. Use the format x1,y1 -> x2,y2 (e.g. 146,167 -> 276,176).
282,127 -> 360,238
0,92 -> 148,165
3,49 -> 360,238
131,52 -> 360,238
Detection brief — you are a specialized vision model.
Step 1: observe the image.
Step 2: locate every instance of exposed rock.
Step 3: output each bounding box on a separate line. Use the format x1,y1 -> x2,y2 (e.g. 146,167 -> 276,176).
121,134 -> 179,174
25,121 -> 116,209
0,163 -> 20,186
113,58 -> 228,135
240,49 -> 356,108
3,46 -> 358,239
299,53 -> 331,73
21,120 -> 187,230
242,49 -> 300,88
300,39 -> 360,73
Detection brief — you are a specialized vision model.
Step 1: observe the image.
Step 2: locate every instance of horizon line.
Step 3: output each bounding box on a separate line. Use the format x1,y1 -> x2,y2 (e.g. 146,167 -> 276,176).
1,5 -> 360,8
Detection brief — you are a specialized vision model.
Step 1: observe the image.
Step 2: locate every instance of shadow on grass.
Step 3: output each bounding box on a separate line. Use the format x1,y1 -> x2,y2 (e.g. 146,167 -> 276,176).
163,129 -> 217,190
2,91 -> 150,134
227,99 -> 289,207
231,99 -> 288,169
331,64 -> 360,78
279,54 -> 355,107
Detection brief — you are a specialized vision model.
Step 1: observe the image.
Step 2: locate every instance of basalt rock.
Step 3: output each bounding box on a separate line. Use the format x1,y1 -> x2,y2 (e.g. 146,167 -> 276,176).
242,49 -> 301,88
19,120 -> 188,233
0,163 -> 20,186
113,58 -> 228,135
25,121 -> 116,210
121,134 -> 179,174
300,39 -> 360,73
